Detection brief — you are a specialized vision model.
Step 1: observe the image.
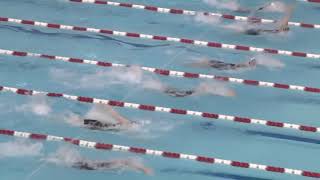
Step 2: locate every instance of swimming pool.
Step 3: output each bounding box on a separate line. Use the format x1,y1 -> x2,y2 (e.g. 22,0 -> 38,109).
0,0 -> 320,179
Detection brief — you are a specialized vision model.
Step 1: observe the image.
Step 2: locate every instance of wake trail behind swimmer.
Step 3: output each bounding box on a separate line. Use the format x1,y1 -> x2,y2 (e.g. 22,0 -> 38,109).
45,147 -> 153,175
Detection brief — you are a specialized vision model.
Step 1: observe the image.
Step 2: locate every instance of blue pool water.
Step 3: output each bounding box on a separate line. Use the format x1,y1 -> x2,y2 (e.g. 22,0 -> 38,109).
0,0 -> 319,179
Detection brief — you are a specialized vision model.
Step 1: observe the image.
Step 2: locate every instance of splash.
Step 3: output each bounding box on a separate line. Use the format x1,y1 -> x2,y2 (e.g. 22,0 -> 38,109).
50,66 -> 165,91
0,140 -> 43,158
184,56 -> 212,68
195,81 -> 236,97
122,117 -> 176,139
44,146 -> 82,167
222,22 -> 247,33
84,104 -> 117,124
104,66 -> 165,92
63,104 -> 176,139
60,104 -> 117,127
203,0 -> 240,11
104,66 -> 143,85
194,13 -> 220,26
16,95 -> 52,116
62,111 -> 83,127
255,55 -> 285,69
141,78 -> 166,91
45,147 -> 153,175
264,1 -> 287,12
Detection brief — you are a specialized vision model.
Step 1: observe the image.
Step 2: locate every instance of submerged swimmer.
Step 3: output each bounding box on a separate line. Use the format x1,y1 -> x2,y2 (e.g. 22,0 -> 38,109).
244,5 -> 294,35
205,0 -> 274,14
83,105 -> 134,131
164,89 -> 195,97
163,82 -> 236,97
208,58 -> 257,70
186,57 -> 257,71
234,1 -> 274,13
72,159 -> 153,175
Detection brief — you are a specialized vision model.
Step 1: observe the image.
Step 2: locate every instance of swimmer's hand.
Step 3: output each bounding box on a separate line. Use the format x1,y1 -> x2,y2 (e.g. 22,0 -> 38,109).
278,25 -> 289,32
225,90 -> 236,97
142,167 -> 154,175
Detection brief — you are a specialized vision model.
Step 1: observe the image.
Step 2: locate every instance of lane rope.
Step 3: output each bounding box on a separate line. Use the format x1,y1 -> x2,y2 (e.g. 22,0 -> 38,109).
2,48 -> 320,94
298,0 -> 320,3
0,85 -> 319,134
1,16 -> 320,59
69,0 -> 320,30
0,129 -> 319,178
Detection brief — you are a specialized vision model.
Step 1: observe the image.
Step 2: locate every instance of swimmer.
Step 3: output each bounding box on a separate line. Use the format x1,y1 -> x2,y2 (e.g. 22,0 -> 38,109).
83,105 -> 134,131
244,5 -> 295,35
164,82 -> 236,97
164,88 -> 195,97
186,57 -> 257,71
235,1 -> 273,13
205,0 -> 274,14
72,158 -> 153,175
83,119 -> 121,131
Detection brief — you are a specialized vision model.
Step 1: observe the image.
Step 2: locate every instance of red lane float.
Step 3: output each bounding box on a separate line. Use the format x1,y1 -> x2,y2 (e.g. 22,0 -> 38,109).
0,17 -> 320,59
0,85 -> 319,134
2,48 -> 320,94
0,129 -> 319,178
69,0 -> 320,30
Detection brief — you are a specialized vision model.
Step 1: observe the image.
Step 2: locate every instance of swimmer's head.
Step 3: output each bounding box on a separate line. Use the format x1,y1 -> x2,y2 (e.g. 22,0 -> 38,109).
248,58 -> 257,67
185,90 -> 194,95
245,29 -> 261,36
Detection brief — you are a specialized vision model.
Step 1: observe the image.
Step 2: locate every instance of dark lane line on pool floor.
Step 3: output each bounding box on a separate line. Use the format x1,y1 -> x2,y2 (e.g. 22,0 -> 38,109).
161,168 -> 273,180
246,130 -> 320,145
0,24 -> 170,49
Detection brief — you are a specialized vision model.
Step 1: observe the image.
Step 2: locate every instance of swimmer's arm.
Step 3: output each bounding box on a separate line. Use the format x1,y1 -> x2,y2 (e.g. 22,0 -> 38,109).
235,7 -> 251,13
256,2 -> 272,12
184,60 -> 210,68
106,106 -> 131,126
120,159 -> 153,175
233,61 -> 250,69
277,5 -> 295,31
261,29 -> 278,33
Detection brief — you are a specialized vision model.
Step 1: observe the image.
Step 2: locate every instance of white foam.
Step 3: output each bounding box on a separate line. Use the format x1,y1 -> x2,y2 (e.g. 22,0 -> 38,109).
194,13 -> 220,25
203,0 -> 240,11
44,146 -> 82,167
122,117 -> 176,139
255,54 -> 285,69
50,66 -> 165,92
44,147 -> 153,175
264,1 -> 287,12
195,81 -> 236,97
62,111 -> 83,127
85,104 -> 117,124
15,95 -> 52,116
0,140 -> 43,158
222,22 -> 247,33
